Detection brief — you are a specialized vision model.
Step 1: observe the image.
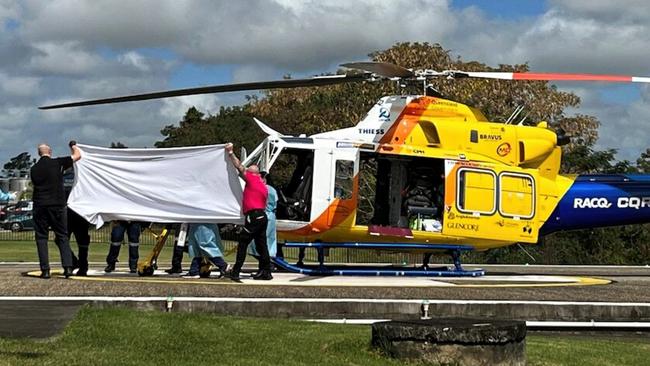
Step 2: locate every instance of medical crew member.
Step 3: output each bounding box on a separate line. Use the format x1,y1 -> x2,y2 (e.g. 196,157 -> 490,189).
105,221 -> 140,273
0,190 -> 15,202
63,168 -> 91,276
225,142 -> 272,281
181,223 -> 229,278
248,172 -> 278,267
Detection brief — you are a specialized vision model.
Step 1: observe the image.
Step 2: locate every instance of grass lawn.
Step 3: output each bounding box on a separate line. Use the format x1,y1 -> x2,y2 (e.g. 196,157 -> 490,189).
0,240 -> 179,264
0,240 -> 239,267
0,308 -> 649,366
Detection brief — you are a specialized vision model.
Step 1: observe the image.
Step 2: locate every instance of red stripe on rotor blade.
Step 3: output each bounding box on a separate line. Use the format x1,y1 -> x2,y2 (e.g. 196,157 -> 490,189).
512,73 -> 633,82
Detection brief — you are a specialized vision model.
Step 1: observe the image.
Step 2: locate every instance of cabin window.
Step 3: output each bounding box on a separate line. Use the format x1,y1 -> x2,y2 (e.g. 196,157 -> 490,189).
457,168 -> 496,215
272,148 -> 314,222
334,160 -> 354,200
499,173 -> 534,219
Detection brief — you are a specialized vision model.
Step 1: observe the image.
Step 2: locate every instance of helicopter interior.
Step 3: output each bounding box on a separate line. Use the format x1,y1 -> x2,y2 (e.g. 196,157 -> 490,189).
357,152 -> 445,232
272,148 -> 314,222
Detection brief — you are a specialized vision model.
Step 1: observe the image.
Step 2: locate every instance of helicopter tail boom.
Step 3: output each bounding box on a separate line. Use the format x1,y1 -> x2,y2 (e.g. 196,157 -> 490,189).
541,174 -> 650,235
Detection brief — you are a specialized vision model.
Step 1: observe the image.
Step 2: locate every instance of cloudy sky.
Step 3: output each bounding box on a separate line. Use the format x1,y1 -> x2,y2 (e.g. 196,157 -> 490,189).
1,0 -> 649,166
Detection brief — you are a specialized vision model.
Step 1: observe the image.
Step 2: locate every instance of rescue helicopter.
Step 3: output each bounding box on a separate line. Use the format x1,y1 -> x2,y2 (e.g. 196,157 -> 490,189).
40,62 -> 650,277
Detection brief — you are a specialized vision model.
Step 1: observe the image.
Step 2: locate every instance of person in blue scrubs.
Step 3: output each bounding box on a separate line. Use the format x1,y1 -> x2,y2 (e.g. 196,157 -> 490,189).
182,223 -> 229,278
0,190 -> 15,202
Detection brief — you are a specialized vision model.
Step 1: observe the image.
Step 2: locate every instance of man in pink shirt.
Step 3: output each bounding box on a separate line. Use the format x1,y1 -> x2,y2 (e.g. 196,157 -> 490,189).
225,143 -> 272,281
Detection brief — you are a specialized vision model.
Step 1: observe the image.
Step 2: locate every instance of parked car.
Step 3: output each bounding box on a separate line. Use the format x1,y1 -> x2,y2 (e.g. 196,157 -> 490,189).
3,210 -> 34,232
1,200 -> 34,231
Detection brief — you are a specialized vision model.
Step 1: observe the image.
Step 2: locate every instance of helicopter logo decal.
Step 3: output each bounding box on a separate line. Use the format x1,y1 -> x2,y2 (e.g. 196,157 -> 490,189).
378,107 -> 390,121
496,142 -> 511,157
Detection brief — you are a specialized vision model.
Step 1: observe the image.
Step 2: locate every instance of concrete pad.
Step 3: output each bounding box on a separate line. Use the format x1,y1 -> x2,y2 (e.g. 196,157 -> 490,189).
25,268 -> 610,288
0,300 -> 85,338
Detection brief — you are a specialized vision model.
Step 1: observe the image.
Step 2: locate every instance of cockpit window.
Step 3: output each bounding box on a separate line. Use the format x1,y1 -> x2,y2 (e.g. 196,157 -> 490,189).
334,160 -> 354,200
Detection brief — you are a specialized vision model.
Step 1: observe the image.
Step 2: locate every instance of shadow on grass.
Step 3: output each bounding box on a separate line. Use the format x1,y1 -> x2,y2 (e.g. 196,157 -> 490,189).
0,351 -> 48,359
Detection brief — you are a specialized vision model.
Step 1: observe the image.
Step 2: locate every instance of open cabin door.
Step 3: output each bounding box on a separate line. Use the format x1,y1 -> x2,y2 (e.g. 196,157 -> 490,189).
326,148 -> 358,228
443,160 -> 539,243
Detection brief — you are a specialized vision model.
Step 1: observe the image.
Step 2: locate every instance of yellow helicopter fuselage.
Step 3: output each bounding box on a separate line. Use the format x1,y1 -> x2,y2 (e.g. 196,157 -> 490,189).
247,95 -> 577,252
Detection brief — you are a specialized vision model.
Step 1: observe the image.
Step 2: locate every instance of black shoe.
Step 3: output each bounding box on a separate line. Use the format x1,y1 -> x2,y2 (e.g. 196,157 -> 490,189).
71,256 -> 79,270
104,263 -> 116,273
76,268 -> 88,276
252,270 -> 273,281
165,267 -> 183,274
63,267 -> 73,279
39,269 -> 51,279
229,271 -> 242,282
129,267 -> 137,274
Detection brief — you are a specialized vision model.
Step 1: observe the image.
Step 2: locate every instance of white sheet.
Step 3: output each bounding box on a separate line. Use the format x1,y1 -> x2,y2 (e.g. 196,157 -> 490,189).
68,144 -> 244,228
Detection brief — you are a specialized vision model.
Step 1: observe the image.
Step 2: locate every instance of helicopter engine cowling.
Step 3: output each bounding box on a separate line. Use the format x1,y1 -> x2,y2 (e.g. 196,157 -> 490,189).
518,138 -> 555,165
515,124 -> 558,166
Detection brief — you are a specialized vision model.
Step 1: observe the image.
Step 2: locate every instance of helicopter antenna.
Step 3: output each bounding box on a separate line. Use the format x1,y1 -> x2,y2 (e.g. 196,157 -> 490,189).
516,243 -> 537,263
517,111 -> 530,126
506,105 -> 524,124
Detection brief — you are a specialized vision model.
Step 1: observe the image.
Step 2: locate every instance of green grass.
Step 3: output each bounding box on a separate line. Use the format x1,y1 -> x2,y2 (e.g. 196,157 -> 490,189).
527,334 -> 650,366
0,308 -> 400,366
0,240 -> 179,264
1,308 -> 649,366
0,240 -> 241,268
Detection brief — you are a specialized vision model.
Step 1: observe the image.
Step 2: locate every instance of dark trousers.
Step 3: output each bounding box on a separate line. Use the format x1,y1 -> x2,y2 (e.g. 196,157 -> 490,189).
169,226 -> 187,270
233,210 -> 270,273
107,222 -> 140,268
68,208 -> 90,269
34,205 -> 73,271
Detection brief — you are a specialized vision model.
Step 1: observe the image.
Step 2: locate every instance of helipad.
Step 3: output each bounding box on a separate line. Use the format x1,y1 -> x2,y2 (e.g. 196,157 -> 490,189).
25,268 -> 611,288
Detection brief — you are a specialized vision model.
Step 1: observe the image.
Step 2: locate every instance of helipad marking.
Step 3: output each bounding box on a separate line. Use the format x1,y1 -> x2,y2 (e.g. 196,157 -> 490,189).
24,269 -> 611,287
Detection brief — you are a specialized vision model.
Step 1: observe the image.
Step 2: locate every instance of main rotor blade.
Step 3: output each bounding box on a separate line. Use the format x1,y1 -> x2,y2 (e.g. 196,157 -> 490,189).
450,71 -> 650,83
39,74 -> 368,109
341,62 -> 415,78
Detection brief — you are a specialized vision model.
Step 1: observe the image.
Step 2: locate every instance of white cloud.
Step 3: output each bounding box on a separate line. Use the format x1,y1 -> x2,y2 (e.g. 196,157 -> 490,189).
28,41 -> 105,76
0,0 -> 19,22
0,73 -> 40,96
159,94 -> 222,121
118,51 -> 150,72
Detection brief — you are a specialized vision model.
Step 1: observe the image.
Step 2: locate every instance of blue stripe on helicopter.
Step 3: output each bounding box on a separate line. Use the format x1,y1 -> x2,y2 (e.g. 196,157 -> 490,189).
540,174 -> 650,235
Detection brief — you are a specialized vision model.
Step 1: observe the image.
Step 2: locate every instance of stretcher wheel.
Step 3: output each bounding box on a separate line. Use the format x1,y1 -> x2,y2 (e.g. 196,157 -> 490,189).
138,266 -> 154,276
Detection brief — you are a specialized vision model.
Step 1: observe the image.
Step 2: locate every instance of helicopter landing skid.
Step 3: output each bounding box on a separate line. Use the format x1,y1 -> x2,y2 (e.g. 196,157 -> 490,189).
273,242 -> 485,277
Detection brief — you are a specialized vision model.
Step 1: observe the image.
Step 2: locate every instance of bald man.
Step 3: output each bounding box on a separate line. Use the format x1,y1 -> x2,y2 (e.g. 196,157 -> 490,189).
30,142 -> 82,279
225,142 -> 272,281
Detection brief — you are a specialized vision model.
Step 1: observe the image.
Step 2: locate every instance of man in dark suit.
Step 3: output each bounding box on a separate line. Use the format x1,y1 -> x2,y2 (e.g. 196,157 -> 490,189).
30,141 -> 81,279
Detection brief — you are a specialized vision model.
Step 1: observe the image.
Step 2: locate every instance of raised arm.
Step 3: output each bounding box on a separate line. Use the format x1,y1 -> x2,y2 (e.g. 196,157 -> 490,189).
225,143 -> 246,177
69,140 -> 82,162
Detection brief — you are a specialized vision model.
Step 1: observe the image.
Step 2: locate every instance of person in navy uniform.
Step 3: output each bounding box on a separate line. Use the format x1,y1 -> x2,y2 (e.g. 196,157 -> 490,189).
30,141 -> 81,279
105,221 -> 141,273
63,167 -> 91,276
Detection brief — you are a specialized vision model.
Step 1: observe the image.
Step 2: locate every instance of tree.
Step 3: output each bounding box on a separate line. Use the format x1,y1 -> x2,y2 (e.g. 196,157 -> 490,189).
155,106 -> 264,152
110,142 -> 127,148
3,152 -> 34,176
3,152 -> 32,171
